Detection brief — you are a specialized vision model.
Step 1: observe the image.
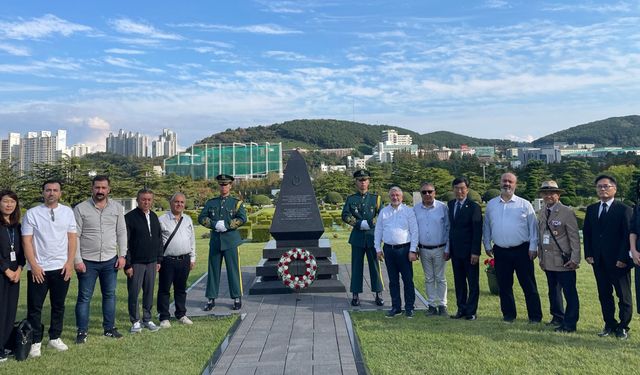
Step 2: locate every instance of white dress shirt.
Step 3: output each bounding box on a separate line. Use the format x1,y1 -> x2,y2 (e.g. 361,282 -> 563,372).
374,203 -> 419,253
483,194 -> 538,251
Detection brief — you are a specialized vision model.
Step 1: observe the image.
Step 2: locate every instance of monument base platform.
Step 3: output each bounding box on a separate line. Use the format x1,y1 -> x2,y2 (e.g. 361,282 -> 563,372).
248,277 -> 346,295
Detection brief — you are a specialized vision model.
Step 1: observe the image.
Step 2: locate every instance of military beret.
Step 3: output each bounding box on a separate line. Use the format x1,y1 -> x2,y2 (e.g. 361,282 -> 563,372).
216,174 -> 235,184
353,169 -> 371,179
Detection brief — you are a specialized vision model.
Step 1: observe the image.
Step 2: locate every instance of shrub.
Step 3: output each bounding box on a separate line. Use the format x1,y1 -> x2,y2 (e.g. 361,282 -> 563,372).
325,191 -> 344,205
252,225 -> 271,242
237,226 -> 251,240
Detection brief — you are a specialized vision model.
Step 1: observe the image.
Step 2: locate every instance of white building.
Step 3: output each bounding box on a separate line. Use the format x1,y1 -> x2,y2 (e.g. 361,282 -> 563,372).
151,128 -> 177,158
347,154 -> 374,169
19,130 -> 67,173
382,129 -> 412,145
106,129 -> 149,157
0,132 -> 21,163
70,144 -> 91,157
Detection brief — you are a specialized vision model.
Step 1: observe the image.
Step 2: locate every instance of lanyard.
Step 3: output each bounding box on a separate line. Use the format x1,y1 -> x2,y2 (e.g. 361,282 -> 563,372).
6,227 -> 15,251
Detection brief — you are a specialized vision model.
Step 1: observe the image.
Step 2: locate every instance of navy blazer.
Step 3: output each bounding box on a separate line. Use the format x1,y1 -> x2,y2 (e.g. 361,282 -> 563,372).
448,198 -> 483,258
583,200 -> 632,267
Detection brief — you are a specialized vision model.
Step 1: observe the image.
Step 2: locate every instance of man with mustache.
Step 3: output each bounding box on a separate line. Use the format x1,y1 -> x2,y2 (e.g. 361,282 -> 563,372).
483,173 -> 542,323
73,175 -> 127,343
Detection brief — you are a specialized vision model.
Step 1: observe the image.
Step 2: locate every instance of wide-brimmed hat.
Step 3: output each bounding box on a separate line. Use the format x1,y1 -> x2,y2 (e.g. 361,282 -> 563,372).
538,180 -> 564,193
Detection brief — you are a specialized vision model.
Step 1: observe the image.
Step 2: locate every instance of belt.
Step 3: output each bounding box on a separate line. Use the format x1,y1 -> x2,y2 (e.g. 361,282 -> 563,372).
384,242 -> 410,249
165,255 -> 189,260
418,243 -> 446,250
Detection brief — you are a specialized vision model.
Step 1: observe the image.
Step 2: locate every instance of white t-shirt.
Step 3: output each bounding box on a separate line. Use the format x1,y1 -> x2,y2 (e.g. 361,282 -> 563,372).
22,204 -> 77,271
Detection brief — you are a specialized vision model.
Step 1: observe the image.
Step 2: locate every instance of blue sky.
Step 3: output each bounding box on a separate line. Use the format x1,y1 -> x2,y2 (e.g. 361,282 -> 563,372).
1,0 -> 639,150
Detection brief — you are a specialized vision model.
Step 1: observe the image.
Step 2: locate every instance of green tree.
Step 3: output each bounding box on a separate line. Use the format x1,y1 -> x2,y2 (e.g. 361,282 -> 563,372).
324,191 -> 344,204
482,188 -> 501,203
250,194 -> 272,208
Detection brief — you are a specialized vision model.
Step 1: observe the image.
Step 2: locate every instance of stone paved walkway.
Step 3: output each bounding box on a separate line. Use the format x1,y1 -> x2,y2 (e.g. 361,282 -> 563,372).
181,264 -> 427,375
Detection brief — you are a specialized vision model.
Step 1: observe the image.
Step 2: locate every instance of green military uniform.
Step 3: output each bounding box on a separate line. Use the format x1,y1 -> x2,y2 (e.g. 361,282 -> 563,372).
342,172 -> 384,295
198,188 -> 247,300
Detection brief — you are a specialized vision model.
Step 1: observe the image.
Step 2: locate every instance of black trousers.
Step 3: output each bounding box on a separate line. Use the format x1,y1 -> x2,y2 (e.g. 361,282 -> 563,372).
451,256 -> 479,316
545,270 -> 580,330
593,262 -> 632,330
157,256 -> 191,321
493,243 -> 542,321
0,275 -> 20,351
383,244 -> 415,311
27,269 -> 70,343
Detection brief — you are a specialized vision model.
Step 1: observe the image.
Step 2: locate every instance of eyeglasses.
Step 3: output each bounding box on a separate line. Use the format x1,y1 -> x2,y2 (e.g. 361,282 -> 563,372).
50,208 -> 55,222
596,184 -> 614,190
421,190 -> 435,195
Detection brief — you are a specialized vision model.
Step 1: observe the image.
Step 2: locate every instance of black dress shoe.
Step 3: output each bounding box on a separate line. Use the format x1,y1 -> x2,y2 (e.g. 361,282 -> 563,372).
450,312 -> 464,319
351,294 -> 360,307
615,328 -> 629,340
374,293 -> 384,306
232,298 -> 242,310
465,314 -> 477,321
203,299 -> 215,311
597,327 -> 613,337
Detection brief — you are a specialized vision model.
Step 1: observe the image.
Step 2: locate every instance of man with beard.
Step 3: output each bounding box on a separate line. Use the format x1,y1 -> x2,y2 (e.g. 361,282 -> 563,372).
483,172 -> 542,323
73,175 -> 127,343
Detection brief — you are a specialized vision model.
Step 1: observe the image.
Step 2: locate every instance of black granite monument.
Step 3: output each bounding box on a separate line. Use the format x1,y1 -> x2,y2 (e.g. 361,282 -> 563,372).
249,150 -> 346,294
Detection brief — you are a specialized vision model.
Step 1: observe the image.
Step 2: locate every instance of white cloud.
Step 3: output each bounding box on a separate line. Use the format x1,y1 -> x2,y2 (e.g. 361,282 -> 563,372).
0,43 -> 30,56
110,18 -> 182,40
0,14 -> 92,40
173,22 -> 302,35
87,116 -> 111,130
543,2 -> 634,13
263,50 -> 324,62
506,134 -> 535,142
104,48 -> 145,55
104,56 -> 165,73
484,0 -> 510,9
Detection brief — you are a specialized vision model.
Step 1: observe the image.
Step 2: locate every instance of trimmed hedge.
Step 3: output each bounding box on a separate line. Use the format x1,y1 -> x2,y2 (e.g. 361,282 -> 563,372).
252,225 -> 271,242
237,226 -> 250,240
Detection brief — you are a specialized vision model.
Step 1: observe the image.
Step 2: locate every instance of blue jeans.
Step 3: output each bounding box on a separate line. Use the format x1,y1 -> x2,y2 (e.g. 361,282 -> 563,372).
75,256 -> 118,332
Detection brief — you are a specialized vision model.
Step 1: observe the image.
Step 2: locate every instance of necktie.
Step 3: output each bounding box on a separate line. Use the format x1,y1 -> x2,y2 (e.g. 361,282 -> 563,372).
599,202 -> 607,219
454,201 -> 461,219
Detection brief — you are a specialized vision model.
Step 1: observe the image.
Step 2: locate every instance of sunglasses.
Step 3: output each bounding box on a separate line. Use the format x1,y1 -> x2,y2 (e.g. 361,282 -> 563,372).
421,190 -> 435,195
50,208 -> 55,222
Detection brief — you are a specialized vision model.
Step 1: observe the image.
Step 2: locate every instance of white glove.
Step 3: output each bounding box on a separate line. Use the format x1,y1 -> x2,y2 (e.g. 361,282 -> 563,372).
215,220 -> 227,232
360,220 -> 370,230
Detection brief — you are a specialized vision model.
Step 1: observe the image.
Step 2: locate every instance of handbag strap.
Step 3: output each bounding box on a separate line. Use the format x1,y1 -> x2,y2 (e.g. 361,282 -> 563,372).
545,216 -> 569,258
163,216 -> 184,252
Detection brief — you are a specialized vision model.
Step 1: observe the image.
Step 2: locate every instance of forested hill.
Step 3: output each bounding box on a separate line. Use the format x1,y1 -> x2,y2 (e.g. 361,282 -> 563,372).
533,115 -> 640,147
198,119 -> 517,149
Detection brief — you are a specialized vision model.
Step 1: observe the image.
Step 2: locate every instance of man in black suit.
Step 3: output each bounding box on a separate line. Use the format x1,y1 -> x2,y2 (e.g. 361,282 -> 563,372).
584,174 -> 633,340
448,177 -> 483,320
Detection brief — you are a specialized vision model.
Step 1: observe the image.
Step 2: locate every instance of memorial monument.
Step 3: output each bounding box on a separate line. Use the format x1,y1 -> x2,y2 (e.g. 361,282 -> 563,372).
249,150 -> 346,294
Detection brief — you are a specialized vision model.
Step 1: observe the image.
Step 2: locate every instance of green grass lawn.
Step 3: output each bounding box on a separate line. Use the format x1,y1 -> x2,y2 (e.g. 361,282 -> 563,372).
3,225 -> 236,374
352,251 -> 640,375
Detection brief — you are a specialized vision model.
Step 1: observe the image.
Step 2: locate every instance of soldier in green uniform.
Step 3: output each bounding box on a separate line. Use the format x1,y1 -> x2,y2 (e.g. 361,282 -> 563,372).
342,169 -> 384,307
198,174 -> 247,311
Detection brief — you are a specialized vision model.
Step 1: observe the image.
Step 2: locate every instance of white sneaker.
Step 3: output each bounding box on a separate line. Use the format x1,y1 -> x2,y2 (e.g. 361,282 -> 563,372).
48,338 -> 68,351
178,316 -> 193,325
143,321 -> 160,332
29,342 -> 42,358
130,321 -> 142,334
159,320 -> 171,328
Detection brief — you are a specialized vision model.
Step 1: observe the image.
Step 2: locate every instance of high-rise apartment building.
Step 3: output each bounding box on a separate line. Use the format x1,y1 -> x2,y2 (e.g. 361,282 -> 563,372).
151,128 -> 177,158
18,130 -> 67,172
106,129 -> 149,157
0,132 -> 21,163
70,143 -> 91,157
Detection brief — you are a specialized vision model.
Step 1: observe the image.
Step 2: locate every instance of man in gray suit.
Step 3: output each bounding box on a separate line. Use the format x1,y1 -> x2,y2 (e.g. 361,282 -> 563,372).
537,181 -> 581,333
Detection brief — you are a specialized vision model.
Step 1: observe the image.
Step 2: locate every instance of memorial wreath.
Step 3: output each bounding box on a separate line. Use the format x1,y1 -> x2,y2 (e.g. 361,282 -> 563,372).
277,248 -> 317,289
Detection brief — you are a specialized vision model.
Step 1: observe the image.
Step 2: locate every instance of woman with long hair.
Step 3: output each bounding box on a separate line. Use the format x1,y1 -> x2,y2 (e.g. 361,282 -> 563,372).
0,190 -> 25,362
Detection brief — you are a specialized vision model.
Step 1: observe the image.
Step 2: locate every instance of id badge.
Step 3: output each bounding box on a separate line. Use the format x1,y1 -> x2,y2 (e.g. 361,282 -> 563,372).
10,251 -> 16,262
542,232 -> 550,245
